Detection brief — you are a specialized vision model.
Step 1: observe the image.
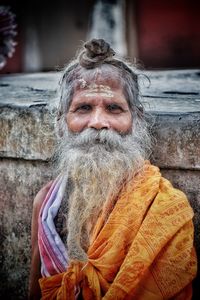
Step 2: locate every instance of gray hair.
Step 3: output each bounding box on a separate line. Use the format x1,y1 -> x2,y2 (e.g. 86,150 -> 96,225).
56,39 -> 145,136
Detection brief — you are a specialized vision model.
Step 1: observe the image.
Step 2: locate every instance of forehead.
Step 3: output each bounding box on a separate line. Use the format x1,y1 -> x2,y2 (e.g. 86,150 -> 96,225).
67,65 -> 130,108
71,84 -> 128,106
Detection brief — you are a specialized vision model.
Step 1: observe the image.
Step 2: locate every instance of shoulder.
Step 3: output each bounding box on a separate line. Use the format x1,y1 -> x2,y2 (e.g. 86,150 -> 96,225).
32,181 -> 53,216
144,162 -> 194,222
159,176 -> 191,207
153,174 -> 194,225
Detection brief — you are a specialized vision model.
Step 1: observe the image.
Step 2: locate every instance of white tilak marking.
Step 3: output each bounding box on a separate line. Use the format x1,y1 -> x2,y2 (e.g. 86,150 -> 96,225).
78,79 -> 87,88
85,84 -> 114,97
85,92 -> 114,98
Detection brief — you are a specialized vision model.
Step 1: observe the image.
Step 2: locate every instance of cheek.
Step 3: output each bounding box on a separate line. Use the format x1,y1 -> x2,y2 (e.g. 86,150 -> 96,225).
113,114 -> 132,133
66,114 -> 88,132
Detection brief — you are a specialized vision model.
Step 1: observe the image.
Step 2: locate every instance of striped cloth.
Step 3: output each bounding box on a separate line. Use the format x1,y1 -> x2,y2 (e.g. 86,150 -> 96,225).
38,175 -> 69,277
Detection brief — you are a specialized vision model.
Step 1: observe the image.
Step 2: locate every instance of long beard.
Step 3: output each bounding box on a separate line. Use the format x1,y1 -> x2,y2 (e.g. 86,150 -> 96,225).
54,121 -> 151,261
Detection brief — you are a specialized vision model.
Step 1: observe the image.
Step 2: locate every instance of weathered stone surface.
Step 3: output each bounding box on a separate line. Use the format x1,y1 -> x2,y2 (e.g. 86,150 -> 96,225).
142,69 -> 200,113
0,106 -> 56,160
0,158 -> 52,300
151,112 -> 200,170
0,72 -> 58,161
0,70 -> 200,299
0,72 -> 59,108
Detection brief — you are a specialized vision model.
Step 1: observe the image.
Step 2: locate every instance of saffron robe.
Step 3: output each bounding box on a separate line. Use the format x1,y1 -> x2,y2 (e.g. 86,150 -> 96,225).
38,162 -> 197,299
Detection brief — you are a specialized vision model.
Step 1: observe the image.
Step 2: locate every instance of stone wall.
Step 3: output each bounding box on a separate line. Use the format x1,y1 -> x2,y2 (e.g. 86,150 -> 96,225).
0,70 -> 199,299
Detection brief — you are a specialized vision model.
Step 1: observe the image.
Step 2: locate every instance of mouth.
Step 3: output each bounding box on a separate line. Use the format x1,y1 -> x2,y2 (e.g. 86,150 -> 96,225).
95,138 -> 101,143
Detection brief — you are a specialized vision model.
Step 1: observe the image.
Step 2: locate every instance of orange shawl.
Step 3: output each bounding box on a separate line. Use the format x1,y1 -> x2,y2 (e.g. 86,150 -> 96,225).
39,162 -> 197,299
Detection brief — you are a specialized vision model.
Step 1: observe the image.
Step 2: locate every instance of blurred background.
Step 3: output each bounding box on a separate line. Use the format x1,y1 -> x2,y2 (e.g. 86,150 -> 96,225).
1,0 -> 200,74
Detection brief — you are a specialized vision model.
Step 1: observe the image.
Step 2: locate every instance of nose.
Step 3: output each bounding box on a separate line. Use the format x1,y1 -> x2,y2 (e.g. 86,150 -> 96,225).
88,109 -> 110,130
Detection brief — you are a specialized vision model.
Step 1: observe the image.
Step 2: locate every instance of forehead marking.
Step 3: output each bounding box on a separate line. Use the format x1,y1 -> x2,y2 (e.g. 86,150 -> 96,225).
85,84 -> 114,98
85,92 -> 114,98
78,78 -> 87,88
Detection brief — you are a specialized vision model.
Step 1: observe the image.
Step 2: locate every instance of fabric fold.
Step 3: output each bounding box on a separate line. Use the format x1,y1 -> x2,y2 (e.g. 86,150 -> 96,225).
38,174 -> 69,276
38,162 -> 197,299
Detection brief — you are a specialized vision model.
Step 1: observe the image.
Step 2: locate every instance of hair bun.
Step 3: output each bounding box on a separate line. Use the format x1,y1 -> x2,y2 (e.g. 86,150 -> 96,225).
79,38 -> 115,69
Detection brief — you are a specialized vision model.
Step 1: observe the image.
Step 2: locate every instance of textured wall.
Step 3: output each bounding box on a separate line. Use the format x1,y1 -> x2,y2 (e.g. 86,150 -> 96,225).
0,70 -> 199,299
0,159 -> 51,299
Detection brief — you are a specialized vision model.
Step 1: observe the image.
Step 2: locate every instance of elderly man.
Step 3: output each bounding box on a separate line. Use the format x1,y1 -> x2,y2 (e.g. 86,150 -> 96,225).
29,39 -> 197,300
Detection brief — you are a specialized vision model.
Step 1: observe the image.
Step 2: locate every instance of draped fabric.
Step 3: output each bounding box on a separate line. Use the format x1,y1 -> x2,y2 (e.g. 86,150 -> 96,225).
38,175 -> 69,277
38,162 -> 197,299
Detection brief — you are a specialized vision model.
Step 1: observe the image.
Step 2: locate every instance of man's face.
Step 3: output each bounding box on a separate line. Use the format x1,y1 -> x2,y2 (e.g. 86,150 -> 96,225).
66,84 -> 132,134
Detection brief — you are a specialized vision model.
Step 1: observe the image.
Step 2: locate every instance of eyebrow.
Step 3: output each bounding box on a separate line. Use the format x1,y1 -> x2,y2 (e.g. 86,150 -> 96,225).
73,101 -> 91,106
106,101 -> 127,107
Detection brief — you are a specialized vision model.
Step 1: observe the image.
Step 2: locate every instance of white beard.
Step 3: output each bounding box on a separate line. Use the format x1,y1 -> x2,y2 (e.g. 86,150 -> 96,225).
54,121 -> 151,261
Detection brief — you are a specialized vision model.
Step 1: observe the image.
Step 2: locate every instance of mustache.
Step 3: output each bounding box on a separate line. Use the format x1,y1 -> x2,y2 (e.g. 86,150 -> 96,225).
66,128 -> 130,150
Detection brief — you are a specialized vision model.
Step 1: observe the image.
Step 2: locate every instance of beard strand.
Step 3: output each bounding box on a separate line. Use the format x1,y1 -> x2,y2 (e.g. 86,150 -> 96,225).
53,120 -> 151,261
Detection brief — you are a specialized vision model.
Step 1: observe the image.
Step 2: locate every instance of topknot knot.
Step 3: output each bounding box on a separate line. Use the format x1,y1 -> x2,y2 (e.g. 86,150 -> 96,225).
78,38 -> 115,69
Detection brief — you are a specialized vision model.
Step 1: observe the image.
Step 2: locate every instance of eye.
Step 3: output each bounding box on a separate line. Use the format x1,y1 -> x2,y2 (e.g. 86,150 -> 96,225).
75,104 -> 92,113
107,103 -> 123,113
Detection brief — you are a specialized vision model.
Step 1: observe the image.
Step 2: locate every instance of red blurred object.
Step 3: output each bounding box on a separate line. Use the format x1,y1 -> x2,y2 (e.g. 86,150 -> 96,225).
136,0 -> 200,68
